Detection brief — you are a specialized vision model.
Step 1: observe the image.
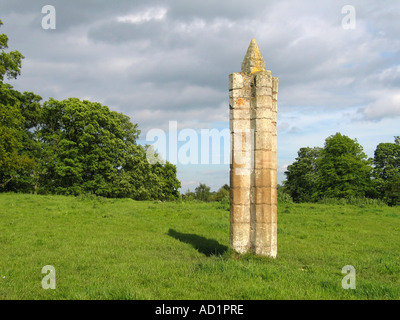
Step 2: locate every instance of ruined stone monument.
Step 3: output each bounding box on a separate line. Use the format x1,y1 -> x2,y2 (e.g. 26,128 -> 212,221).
229,39 -> 278,257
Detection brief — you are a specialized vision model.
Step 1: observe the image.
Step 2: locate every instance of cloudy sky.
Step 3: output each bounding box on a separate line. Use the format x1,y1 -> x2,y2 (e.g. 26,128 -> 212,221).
1,0 -> 399,191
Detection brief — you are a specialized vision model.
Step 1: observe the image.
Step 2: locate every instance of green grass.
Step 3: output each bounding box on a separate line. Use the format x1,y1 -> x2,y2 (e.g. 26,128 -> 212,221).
0,193 -> 399,300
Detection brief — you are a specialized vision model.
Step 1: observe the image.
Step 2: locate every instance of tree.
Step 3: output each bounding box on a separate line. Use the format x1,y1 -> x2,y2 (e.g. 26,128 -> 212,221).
373,137 -> 400,205
0,20 -> 35,189
283,147 -> 321,202
2,89 -> 43,192
0,20 -> 24,82
0,100 -> 35,188
373,139 -> 400,180
211,184 -> 230,202
314,133 -> 373,199
113,145 -> 181,201
220,184 -> 230,192
385,174 -> 400,206
36,97 -> 181,200
195,183 -> 211,202
38,97 -> 139,195
183,188 -> 196,201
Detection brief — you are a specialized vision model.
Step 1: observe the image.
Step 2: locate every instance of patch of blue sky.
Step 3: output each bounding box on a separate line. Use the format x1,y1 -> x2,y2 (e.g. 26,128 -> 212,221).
380,51 -> 397,59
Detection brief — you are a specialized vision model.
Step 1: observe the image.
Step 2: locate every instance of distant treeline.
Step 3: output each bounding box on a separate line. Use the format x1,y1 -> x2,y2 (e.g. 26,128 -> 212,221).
282,133 -> 400,206
183,183 -> 230,203
186,130 -> 400,207
0,19 -> 180,200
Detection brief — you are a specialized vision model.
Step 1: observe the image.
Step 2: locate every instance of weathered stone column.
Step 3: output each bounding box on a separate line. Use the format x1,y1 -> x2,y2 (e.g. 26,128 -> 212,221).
229,38 -> 278,258
229,72 -> 252,254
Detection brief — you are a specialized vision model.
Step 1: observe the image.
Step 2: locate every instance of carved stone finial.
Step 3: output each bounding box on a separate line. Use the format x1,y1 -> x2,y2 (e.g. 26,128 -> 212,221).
241,38 -> 266,74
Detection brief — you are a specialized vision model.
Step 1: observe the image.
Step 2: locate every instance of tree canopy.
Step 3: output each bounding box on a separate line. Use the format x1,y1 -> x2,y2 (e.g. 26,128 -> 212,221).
314,133 -> 373,199
0,20 -> 35,189
283,133 -> 389,203
373,137 -> 400,205
283,147 -> 321,202
0,20 -> 24,82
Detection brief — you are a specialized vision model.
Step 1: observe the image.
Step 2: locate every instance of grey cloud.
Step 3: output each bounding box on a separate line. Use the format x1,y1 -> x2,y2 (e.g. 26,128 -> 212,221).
4,1 -> 399,117
359,93 -> 400,121
1,0 -> 140,31
88,19 -> 167,45
149,0 -> 268,22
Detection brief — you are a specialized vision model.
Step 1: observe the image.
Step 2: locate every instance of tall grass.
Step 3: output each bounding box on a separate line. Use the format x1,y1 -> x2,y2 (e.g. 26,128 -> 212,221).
317,197 -> 387,207
0,193 -> 399,300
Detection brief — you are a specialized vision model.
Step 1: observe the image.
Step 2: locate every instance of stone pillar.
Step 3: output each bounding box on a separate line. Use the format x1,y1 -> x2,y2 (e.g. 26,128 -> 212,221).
229,39 -> 278,258
229,72 -> 252,254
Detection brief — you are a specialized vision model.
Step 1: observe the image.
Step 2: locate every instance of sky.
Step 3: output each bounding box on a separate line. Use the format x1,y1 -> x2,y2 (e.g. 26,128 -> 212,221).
1,0 -> 399,192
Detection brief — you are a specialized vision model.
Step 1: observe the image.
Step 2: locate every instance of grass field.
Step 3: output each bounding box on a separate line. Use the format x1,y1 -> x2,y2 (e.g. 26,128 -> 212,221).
0,193 -> 399,300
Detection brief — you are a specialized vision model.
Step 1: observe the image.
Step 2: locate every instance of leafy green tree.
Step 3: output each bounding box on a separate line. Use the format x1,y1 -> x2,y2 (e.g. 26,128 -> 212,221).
211,184 -> 230,202
384,174 -> 400,206
373,137 -> 400,205
314,133 -> 373,199
0,20 -> 35,189
277,184 -> 293,203
37,97 -> 181,200
0,20 -> 24,82
195,183 -> 211,202
373,139 -> 400,180
3,90 -> 43,192
220,184 -> 230,192
0,100 -> 35,188
283,147 -> 321,202
113,145 -> 180,201
38,97 -> 140,195
183,188 -> 196,201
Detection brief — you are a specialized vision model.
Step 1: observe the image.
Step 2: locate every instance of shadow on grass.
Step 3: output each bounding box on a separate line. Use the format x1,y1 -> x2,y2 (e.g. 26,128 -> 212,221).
167,229 -> 228,257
